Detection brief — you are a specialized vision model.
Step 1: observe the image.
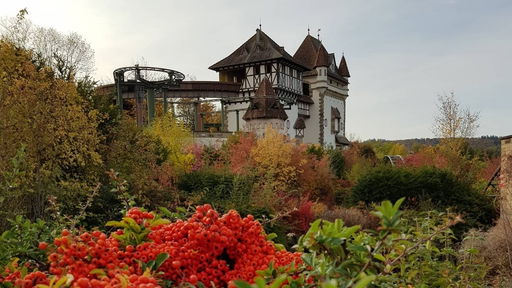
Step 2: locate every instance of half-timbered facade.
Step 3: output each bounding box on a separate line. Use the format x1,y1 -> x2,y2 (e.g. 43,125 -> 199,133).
209,29 -> 351,147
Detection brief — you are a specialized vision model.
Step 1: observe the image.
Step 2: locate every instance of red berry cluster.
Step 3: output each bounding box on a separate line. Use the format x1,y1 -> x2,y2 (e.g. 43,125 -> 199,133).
125,207 -> 155,224
1,205 -> 301,288
2,270 -> 49,288
145,205 -> 302,287
73,274 -> 160,288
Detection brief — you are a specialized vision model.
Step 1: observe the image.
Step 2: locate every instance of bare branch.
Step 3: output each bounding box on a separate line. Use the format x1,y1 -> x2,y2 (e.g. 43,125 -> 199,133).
432,92 -> 479,138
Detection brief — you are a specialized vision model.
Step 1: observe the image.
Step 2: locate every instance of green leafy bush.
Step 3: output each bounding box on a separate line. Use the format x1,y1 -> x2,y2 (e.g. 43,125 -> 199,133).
235,199 -> 487,288
177,169 -> 255,213
0,216 -> 59,266
328,148 -> 345,179
351,166 -> 496,228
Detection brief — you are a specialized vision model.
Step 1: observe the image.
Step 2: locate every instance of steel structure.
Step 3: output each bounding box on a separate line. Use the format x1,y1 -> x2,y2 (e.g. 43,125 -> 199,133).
383,155 -> 405,166
113,65 -> 241,130
114,65 -> 186,125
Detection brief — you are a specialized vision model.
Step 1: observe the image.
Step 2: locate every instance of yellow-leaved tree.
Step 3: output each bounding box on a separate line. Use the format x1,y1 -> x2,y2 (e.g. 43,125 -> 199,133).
145,114 -> 194,173
250,126 -> 304,207
0,40 -> 101,227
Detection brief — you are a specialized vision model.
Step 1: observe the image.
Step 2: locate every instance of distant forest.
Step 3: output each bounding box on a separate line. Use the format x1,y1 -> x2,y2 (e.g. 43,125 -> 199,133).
365,136 -> 501,158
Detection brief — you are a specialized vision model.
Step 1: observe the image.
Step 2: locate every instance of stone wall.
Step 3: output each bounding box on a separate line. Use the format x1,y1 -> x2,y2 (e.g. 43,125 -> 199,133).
500,135 -> 512,219
192,132 -> 231,147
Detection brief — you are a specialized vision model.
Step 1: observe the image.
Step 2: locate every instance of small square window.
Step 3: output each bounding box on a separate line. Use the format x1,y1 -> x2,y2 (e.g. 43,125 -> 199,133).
266,63 -> 272,74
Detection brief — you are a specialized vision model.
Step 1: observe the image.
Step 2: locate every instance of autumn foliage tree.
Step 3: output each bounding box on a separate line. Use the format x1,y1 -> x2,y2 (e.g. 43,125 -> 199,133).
0,41 -> 101,227
145,114 -> 194,173
1,9 -> 95,81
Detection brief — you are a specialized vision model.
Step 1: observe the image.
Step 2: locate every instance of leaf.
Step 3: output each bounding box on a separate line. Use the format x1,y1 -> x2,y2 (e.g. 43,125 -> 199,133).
53,275 -> 69,288
90,269 -> 106,277
269,274 -> 288,288
353,275 -> 376,288
255,277 -> 266,287
105,220 -> 126,228
320,279 -> 338,288
117,274 -> 129,288
234,280 -> 253,288
266,233 -> 278,240
373,253 -> 386,262
274,243 -> 285,251
340,225 -> 360,238
153,253 -> 169,270
158,207 -> 173,218
122,217 -> 141,233
393,197 -> 405,211
149,218 -> 171,228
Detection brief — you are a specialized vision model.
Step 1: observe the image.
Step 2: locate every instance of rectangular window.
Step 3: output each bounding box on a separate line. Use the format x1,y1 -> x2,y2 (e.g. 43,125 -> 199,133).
266,63 -> 272,74
254,65 -> 260,75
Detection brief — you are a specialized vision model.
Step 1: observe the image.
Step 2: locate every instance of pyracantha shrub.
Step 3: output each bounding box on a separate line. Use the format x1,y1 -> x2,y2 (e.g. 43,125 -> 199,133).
1,205 -> 301,288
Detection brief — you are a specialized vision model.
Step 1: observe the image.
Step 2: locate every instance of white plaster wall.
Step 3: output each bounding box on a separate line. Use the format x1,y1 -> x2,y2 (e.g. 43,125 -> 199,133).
193,135 -> 229,147
285,104 -> 298,139
302,91 -> 321,144
323,95 -> 344,147
225,102 -> 249,132
244,119 -> 286,138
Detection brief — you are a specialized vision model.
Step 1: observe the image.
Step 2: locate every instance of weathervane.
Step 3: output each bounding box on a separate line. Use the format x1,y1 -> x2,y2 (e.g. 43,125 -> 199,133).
259,18 -> 262,30
307,25 -> 310,35
317,28 -> 321,40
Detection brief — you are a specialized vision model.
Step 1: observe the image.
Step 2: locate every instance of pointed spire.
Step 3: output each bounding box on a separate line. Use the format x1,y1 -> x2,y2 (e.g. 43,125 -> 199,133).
314,44 -> 330,67
254,77 -> 274,98
338,55 -> 350,78
243,77 -> 288,121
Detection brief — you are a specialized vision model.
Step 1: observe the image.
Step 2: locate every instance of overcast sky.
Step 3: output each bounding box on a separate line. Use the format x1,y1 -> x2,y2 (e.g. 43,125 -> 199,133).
1,0 -> 511,140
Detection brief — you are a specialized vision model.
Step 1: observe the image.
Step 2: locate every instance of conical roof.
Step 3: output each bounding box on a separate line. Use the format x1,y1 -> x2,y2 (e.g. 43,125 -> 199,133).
242,78 -> 288,121
293,35 -> 330,69
209,29 -> 305,71
338,55 -> 350,77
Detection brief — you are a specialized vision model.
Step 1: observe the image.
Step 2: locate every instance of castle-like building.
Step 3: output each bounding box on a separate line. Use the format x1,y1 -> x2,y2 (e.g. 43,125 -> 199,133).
209,29 -> 351,147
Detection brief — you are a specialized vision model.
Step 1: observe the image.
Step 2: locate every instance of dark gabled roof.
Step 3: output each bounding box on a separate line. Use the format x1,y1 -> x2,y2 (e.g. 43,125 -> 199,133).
209,29 -> 305,71
339,55 -> 350,78
242,77 -> 288,121
294,34 -> 350,83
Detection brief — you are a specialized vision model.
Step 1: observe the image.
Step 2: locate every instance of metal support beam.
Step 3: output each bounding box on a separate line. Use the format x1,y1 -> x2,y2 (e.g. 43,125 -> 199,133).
220,101 -> 225,132
147,89 -> 155,124
236,110 -> 240,131
194,101 -> 203,131
115,75 -> 123,113
163,92 -> 168,115
135,84 -> 145,126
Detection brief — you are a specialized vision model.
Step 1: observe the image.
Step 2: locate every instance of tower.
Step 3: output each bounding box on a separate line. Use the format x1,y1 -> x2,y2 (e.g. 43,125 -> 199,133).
293,35 -> 350,147
209,29 -> 307,132
242,77 -> 288,137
